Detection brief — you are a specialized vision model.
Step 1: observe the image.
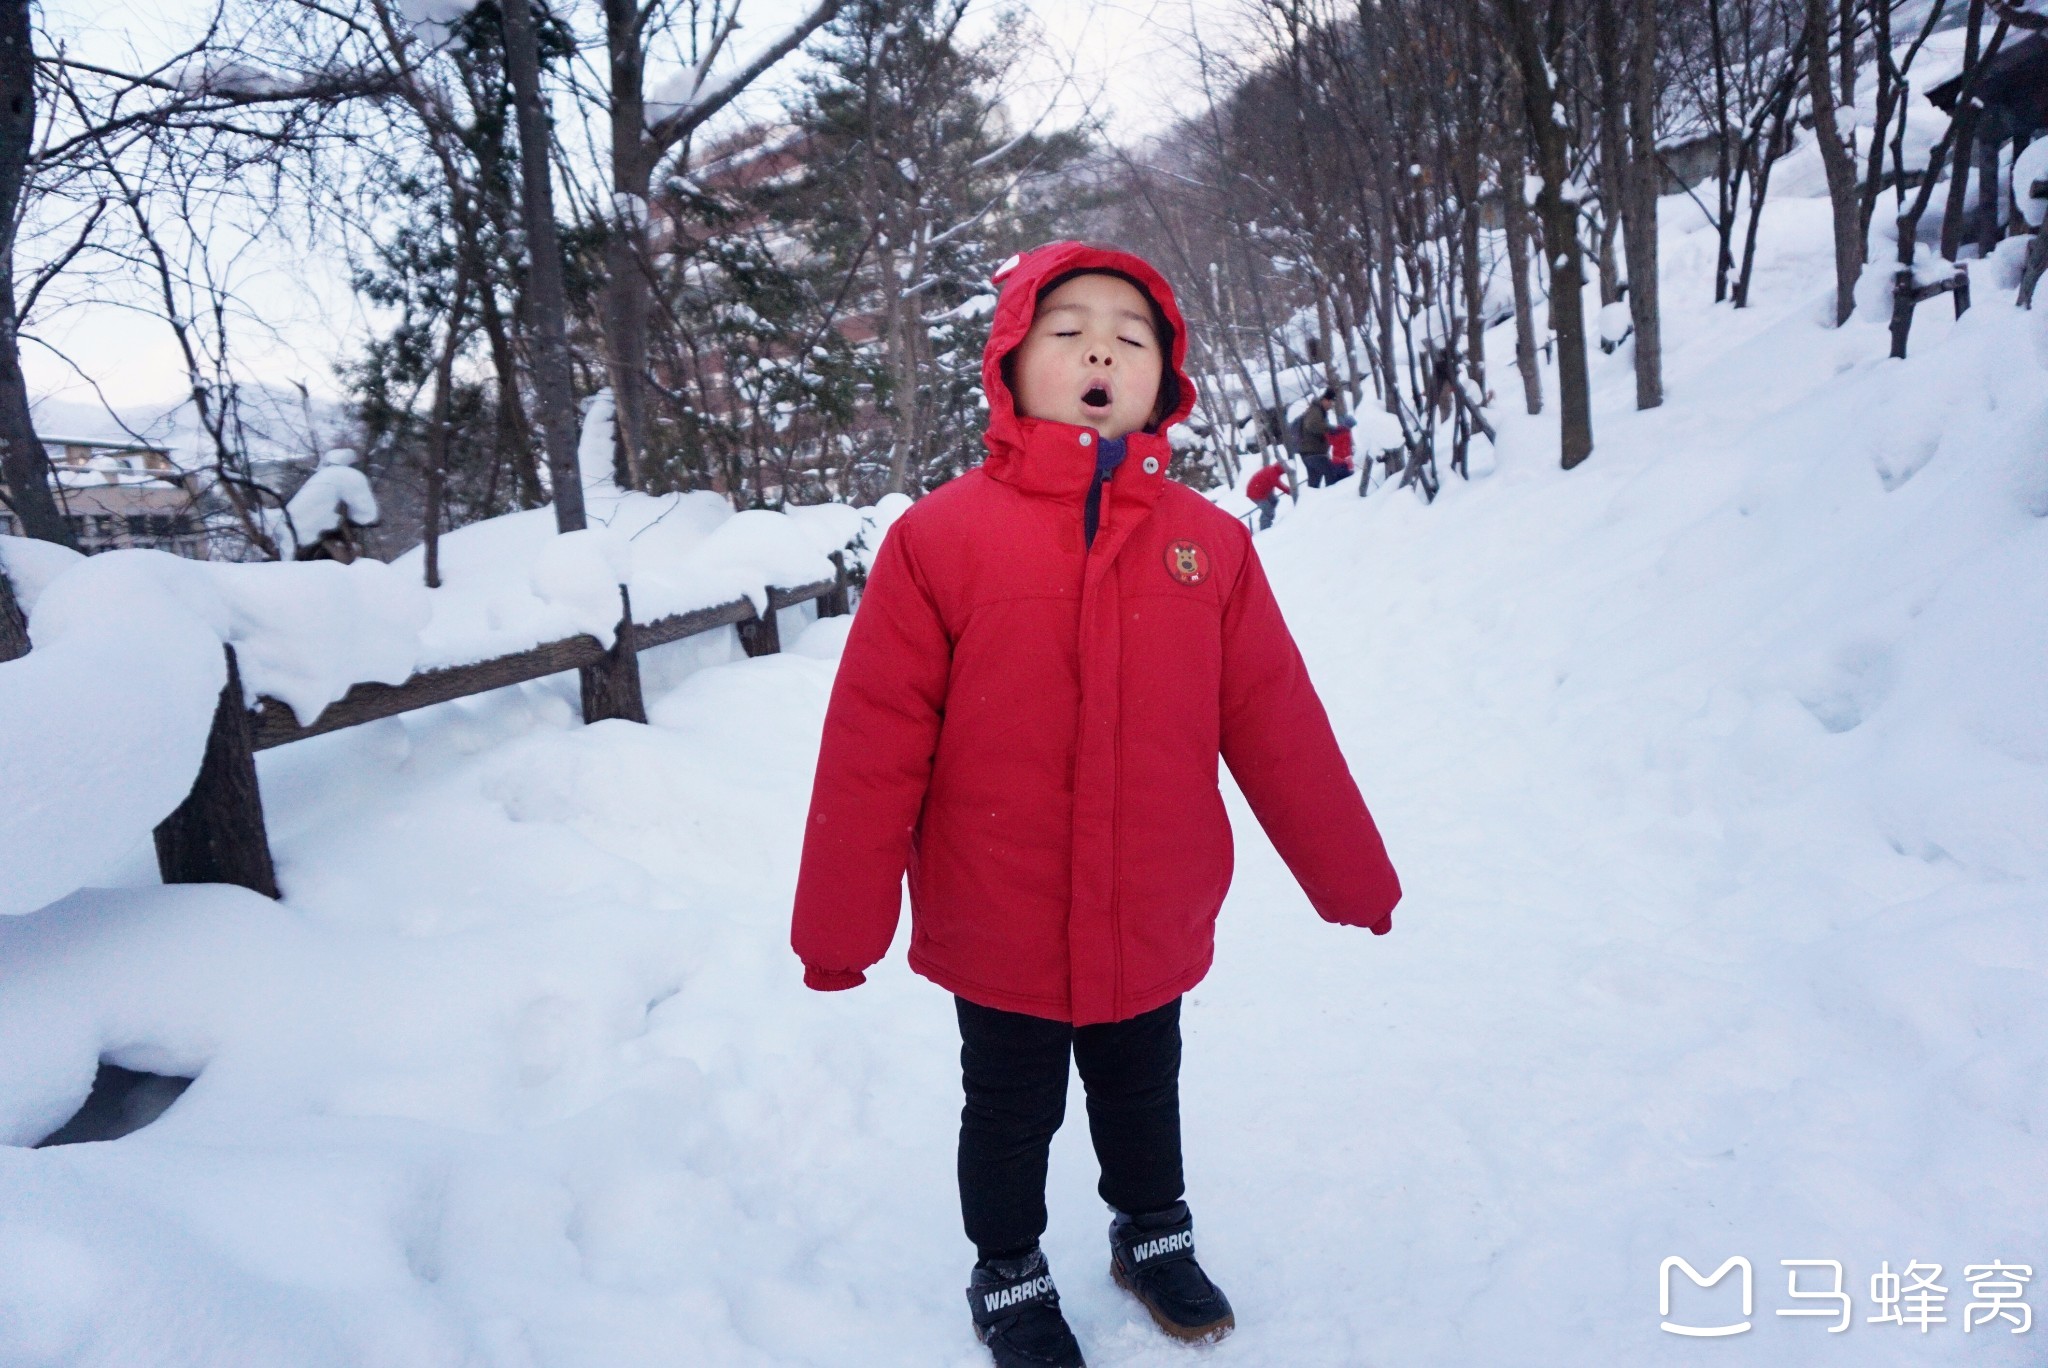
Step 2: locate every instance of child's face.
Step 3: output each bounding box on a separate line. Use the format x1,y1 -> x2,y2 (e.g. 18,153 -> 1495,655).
1009,273 -> 1165,441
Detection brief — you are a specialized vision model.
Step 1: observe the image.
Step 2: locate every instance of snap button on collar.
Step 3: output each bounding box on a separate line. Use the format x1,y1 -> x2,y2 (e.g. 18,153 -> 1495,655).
1078,431 -> 1093,446
1142,456 -> 1160,474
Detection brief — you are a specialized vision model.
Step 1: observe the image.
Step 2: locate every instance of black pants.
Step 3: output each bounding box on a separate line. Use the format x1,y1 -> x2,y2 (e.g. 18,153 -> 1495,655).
956,995 -> 1185,1262
1303,452 -> 1336,486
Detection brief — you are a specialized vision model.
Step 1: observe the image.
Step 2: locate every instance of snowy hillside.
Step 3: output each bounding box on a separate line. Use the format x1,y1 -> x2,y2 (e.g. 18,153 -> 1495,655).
2,184 -> 2046,1367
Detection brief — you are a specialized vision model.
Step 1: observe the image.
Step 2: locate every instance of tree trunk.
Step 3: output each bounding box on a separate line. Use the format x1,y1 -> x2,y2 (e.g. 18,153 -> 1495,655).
1502,139 -> 1544,415
1974,117 -> 2003,257
0,0 -> 73,549
502,0 -> 647,721
421,265 -> 471,589
881,239 -> 919,495
1839,0 -> 1860,108
1855,0 -> 1896,245
1374,203 -> 1402,420
603,0 -> 651,489
1593,0 -> 1631,320
499,0 -> 587,535
1331,281 -> 1362,397
479,283 -> 541,508
1735,33 -> 1808,307
1807,0 -> 1866,324
1624,0 -> 1664,409
1939,105 -> 1982,260
1940,0 -> 1988,261
1459,166 -> 1487,397
0,550 -> 27,661
1708,0 -> 1740,302
1315,288 -> 1340,393
1502,0 -> 1594,467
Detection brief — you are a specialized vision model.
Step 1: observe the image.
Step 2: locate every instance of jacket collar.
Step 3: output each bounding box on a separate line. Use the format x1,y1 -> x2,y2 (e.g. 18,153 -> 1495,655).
984,416 -> 1172,509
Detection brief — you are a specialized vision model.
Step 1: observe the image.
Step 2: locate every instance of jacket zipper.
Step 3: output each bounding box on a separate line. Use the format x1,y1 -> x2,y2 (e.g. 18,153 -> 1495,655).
1084,468 -> 1112,551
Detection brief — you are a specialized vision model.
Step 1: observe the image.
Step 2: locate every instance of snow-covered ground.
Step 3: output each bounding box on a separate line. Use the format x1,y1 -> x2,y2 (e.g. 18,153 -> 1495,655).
3,180 -> 2047,1365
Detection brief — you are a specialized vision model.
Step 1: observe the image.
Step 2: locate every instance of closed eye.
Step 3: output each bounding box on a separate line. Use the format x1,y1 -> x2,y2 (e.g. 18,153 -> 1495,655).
1120,336 -> 1147,348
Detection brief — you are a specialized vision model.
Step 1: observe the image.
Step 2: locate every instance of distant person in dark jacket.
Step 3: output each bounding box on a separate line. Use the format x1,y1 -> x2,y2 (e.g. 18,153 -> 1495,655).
1246,461 -> 1292,529
1299,389 -> 1340,486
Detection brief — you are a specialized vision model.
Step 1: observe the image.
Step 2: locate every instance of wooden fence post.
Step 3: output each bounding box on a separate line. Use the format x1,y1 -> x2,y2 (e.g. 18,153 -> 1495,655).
1889,265 -> 1916,359
818,551 -> 850,618
737,602 -> 781,657
153,644 -> 279,898
579,584 -> 647,724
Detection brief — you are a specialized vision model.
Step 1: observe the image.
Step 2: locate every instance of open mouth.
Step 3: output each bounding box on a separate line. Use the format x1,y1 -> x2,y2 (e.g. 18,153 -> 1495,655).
1081,381 -> 1113,412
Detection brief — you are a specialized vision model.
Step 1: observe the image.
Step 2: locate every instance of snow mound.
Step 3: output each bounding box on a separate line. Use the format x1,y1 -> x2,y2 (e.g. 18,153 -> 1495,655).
0,556 -> 226,918
0,550 -> 429,918
0,534 -> 85,615
2016,138 -> 2048,229
531,527 -> 635,647
281,453 -> 378,556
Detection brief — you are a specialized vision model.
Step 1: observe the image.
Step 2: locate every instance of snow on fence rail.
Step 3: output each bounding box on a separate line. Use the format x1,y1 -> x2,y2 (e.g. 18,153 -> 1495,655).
246,569 -> 842,750
3,491 -> 895,919
155,564 -> 849,903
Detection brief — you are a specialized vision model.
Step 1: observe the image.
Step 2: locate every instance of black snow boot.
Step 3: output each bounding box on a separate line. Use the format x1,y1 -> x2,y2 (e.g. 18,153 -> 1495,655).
967,1247 -> 1087,1368
1108,1201 -> 1235,1344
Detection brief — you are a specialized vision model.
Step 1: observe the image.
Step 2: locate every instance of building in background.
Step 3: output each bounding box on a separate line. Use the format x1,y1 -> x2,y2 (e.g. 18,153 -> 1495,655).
0,437 -> 209,557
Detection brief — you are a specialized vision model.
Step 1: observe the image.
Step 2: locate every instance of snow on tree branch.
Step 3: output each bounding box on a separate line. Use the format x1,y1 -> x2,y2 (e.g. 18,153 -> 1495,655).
645,0 -> 844,143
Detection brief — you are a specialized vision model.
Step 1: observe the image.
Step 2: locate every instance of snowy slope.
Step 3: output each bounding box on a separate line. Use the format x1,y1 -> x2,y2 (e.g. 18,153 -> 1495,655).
2,191 -> 2046,1365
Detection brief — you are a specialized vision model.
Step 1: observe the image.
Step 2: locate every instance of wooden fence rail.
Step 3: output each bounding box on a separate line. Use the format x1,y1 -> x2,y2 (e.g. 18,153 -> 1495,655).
155,562 -> 849,896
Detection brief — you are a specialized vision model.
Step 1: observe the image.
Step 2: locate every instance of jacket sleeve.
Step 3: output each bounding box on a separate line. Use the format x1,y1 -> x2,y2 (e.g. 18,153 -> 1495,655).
790,521 -> 952,986
1217,533 -> 1400,932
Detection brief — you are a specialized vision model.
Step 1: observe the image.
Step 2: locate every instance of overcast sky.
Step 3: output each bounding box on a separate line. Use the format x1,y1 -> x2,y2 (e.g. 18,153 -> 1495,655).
26,0 -> 1248,420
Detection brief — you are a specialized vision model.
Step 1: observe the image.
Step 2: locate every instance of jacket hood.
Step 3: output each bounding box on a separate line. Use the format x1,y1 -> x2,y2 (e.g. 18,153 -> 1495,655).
979,242 -> 1196,469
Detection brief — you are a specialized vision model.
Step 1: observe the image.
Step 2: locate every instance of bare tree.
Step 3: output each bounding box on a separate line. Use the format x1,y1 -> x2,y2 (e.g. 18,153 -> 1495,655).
8,0 -> 387,563
597,0 -> 844,487
3,0 -> 77,547
1497,0 -> 1595,466
498,0 -> 587,535
1806,0 -> 1863,324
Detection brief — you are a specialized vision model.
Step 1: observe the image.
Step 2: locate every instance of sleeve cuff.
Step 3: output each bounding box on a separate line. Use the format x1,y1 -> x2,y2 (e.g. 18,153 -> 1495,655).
803,964 -> 867,991
1367,912 -> 1393,935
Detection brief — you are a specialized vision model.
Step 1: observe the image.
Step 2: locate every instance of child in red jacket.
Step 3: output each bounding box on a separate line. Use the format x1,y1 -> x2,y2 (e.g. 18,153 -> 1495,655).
791,242 -> 1400,1368
1245,460 -> 1292,529
1328,414 -> 1358,482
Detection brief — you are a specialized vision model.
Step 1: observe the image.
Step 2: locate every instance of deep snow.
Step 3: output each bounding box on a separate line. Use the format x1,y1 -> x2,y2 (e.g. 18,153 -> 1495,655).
2,180 -> 2046,1365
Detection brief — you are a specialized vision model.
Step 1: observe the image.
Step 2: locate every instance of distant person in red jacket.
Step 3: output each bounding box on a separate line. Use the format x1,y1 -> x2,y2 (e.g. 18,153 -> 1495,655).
790,241 -> 1401,1368
1245,460 -> 1292,529
1328,414 -> 1357,483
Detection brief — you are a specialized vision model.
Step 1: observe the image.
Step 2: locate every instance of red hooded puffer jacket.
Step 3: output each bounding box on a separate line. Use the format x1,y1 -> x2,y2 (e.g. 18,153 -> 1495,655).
790,241 -> 1400,1025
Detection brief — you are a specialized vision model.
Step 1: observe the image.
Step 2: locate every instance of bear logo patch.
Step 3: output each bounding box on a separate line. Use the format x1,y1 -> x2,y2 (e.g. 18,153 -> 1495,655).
1165,541 -> 1209,586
